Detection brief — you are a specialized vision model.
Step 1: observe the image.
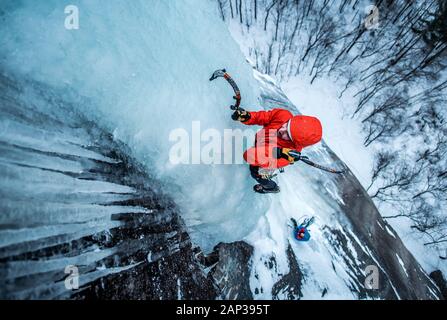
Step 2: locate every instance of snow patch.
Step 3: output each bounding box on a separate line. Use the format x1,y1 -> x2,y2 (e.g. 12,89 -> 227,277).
385,224 -> 397,239
395,254 -> 409,278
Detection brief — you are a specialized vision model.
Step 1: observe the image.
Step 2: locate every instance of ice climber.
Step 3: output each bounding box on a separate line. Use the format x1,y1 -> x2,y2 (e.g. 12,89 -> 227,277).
231,108 -> 323,194
291,217 -> 312,242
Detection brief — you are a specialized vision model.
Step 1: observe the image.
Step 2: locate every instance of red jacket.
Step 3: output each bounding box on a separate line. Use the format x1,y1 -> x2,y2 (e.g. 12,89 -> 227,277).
242,109 -> 322,168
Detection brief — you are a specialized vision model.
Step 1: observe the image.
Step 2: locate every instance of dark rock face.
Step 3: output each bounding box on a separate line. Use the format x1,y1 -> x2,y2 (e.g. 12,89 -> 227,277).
73,248 -> 218,300
0,74 -> 217,300
272,244 -> 303,300
430,270 -> 447,300
206,242 -> 253,300
338,169 -> 441,299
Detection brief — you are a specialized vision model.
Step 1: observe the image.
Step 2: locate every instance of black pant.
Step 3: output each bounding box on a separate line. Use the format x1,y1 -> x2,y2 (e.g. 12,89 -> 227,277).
249,165 -> 278,190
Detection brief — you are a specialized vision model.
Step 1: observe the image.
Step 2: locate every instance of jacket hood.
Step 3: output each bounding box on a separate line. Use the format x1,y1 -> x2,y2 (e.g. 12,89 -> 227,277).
287,115 -> 322,149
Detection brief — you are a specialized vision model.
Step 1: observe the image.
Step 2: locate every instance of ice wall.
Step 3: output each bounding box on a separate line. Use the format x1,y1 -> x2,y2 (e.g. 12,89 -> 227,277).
0,0 -> 269,249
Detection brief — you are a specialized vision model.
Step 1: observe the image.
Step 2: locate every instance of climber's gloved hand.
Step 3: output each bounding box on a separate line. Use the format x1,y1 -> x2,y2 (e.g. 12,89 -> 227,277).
231,109 -> 251,122
276,147 -> 300,164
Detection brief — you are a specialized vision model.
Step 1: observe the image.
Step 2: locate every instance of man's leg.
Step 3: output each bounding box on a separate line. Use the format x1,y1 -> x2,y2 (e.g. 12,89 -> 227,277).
249,165 -> 278,190
290,218 -> 298,229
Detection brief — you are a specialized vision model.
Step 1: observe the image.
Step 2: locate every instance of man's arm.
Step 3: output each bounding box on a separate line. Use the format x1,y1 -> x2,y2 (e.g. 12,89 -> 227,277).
231,109 -> 274,126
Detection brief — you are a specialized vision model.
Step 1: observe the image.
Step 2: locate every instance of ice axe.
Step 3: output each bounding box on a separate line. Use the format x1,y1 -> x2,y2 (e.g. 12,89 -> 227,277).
274,147 -> 346,174
209,69 -> 243,111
